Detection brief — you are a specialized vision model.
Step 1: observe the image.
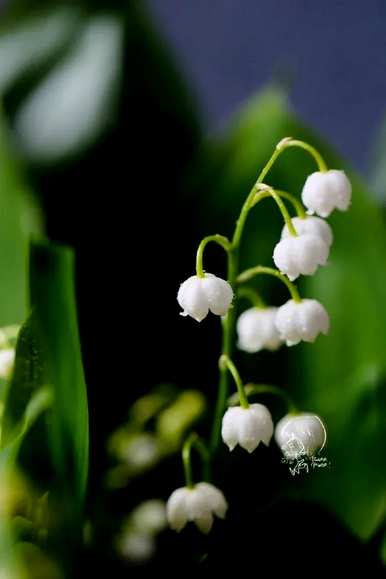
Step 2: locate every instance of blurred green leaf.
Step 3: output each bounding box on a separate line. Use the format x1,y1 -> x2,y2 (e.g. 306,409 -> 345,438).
0,8 -> 78,94
370,112 -> 386,201
29,240 -> 89,506
381,530 -> 386,565
1,318 -> 43,446
14,15 -> 123,163
156,390 -> 206,449
196,85 -> 386,540
0,112 -> 42,327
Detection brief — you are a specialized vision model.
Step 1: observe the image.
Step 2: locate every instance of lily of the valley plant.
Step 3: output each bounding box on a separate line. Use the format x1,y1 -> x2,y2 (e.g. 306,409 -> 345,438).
168,137 -> 351,534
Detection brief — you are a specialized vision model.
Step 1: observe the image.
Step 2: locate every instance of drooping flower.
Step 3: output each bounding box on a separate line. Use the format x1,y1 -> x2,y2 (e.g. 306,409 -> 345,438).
221,403 -> 274,453
166,482 -> 227,533
275,413 -> 327,459
301,170 -> 351,217
236,307 -> 281,353
273,234 -> 329,281
275,299 -> 329,346
281,216 -> 333,248
177,274 -> 233,322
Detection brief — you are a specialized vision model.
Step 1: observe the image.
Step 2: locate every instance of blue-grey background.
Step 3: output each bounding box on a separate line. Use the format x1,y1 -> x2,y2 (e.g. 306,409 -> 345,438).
149,0 -> 386,172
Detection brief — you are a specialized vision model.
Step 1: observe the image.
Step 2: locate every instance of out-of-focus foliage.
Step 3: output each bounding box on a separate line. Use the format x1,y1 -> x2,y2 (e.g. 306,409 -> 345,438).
193,85 -> 386,540
14,14 -> 123,162
29,241 -> 89,506
107,386 -> 205,487
116,499 -> 166,564
0,240 -> 88,575
370,112 -> 386,202
0,114 -> 42,326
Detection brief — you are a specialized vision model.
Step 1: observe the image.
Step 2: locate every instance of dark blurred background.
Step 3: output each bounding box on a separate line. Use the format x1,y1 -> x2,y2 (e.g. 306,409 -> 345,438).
0,1 -> 385,577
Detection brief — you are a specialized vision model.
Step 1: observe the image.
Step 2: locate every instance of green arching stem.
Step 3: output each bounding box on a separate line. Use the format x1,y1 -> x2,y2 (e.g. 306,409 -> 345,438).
252,186 -> 297,236
278,138 -> 328,172
196,234 -> 231,278
182,432 -> 210,489
210,248 -> 237,452
258,137 -> 327,183
219,355 -> 249,409
251,188 -> 306,219
237,286 -> 265,308
244,383 -> 297,413
237,265 -> 301,303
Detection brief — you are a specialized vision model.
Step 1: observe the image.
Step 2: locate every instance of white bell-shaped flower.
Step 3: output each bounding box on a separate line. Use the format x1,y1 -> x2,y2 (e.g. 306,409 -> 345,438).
281,216 -> 333,248
236,307 -> 281,353
177,273 -> 233,322
166,482 -> 227,534
221,403 -> 274,453
273,234 -> 329,281
275,299 -> 329,346
301,170 -> 351,218
275,413 -> 327,459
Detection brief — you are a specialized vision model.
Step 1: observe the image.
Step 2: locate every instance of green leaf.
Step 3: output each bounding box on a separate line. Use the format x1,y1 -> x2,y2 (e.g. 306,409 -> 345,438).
197,85 -> 386,541
1,317 -> 43,446
29,239 -> 89,506
0,110 -> 42,327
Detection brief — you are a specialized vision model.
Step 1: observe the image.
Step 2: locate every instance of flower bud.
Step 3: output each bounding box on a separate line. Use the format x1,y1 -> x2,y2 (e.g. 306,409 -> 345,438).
301,170 -> 351,217
273,234 -> 328,281
177,273 -> 233,322
236,307 -> 281,353
166,482 -> 227,534
221,403 -> 274,453
275,413 -> 327,459
281,216 -> 333,248
275,299 -> 329,346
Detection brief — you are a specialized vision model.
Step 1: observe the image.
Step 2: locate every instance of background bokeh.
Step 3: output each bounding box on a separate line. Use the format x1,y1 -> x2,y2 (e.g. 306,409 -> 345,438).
150,0 -> 386,173
0,1 -> 385,577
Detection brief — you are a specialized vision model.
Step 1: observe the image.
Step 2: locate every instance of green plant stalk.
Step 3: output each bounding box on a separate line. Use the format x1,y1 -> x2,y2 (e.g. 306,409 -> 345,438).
245,383 -> 297,413
237,286 -> 265,308
183,432 -> 210,487
237,266 -> 301,302
219,355 -> 249,408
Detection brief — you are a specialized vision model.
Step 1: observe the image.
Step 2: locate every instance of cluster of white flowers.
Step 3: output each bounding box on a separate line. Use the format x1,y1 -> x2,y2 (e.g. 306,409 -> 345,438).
170,147 -> 351,536
273,170 -> 350,280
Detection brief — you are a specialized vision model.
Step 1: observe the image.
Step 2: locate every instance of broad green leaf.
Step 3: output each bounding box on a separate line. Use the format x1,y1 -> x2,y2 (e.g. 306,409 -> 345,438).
196,85 -> 386,540
29,240 -> 89,506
